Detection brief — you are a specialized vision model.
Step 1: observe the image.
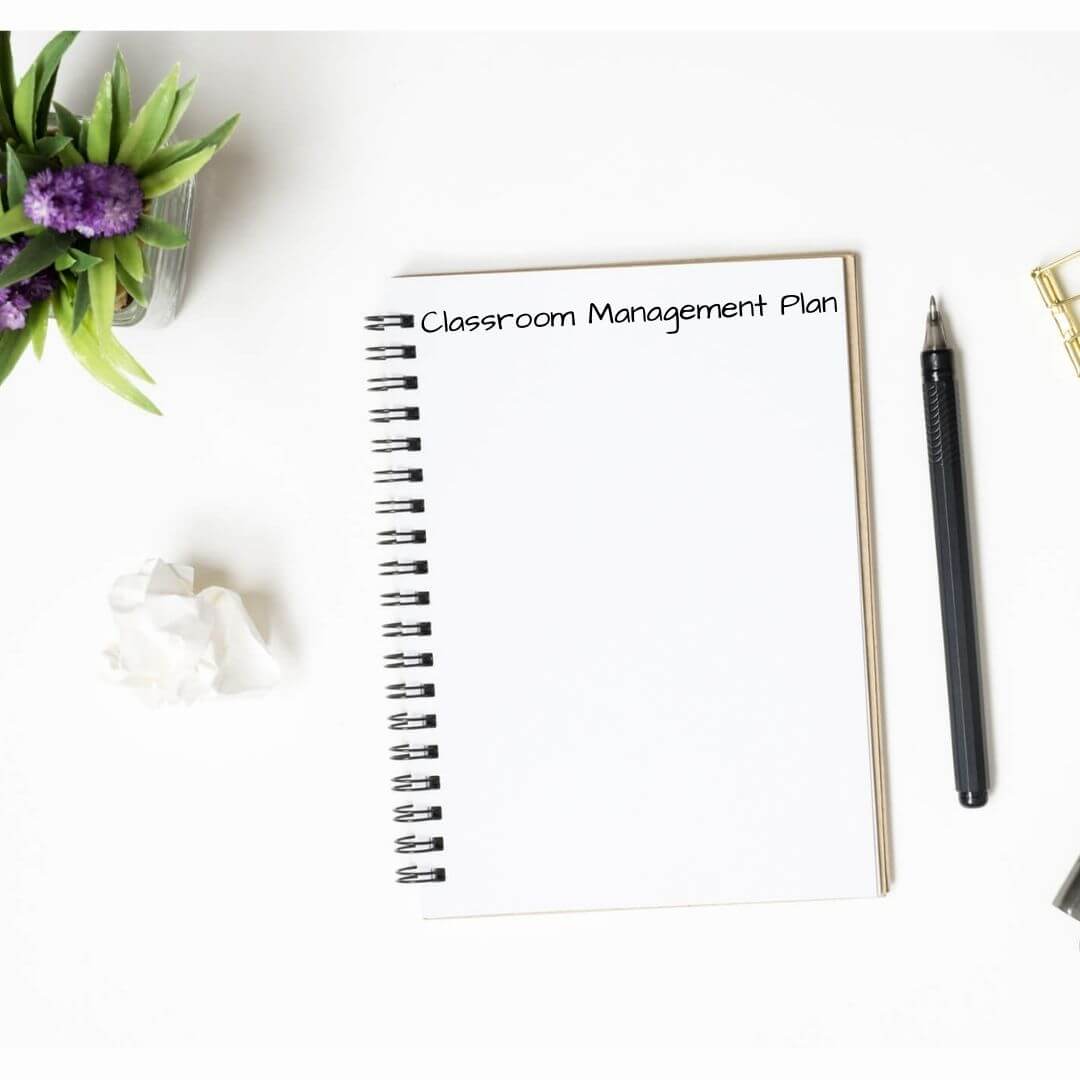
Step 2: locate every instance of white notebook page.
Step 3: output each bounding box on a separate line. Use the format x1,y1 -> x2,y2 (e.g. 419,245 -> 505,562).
381,256 -> 883,917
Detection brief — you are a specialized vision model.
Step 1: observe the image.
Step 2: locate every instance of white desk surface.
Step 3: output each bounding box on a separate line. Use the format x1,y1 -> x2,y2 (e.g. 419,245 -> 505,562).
2,30 -> 1079,1050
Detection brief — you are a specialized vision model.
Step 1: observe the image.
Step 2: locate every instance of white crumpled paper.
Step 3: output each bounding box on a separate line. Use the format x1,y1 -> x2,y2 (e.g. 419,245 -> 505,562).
105,558 -> 280,705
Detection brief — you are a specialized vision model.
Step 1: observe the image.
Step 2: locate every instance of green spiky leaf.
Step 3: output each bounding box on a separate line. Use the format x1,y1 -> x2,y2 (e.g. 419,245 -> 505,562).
115,259 -> 148,307
111,49 -> 131,159
32,33 -> 78,94
59,140 -> 84,167
53,100 -> 80,140
115,64 -> 180,170
53,284 -> 71,325
134,213 -> 188,249
138,113 -> 239,176
72,271 -> 90,333
113,232 -> 144,282
33,134 -> 72,161
102,329 -> 154,383
54,252 -> 76,271
57,143 -> 84,167
88,237 -> 116,343
12,65 -> 36,146
139,145 -> 214,199
68,248 -> 102,272
203,112 -> 241,152
55,272 -> 75,305
87,71 -> 113,164
0,204 -> 30,240
30,31 -> 77,141
137,137 -> 199,176
160,76 -> 197,145
0,32 -> 16,140
53,289 -> 160,414
14,150 -> 47,174
0,325 -> 30,388
27,298 -> 48,359
35,68 -> 58,141
11,31 -> 78,146
0,229 -> 68,288
5,145 -> 26,207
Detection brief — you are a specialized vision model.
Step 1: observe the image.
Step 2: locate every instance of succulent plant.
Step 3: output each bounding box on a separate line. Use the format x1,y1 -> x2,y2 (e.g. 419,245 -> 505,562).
0,30 -> 239,413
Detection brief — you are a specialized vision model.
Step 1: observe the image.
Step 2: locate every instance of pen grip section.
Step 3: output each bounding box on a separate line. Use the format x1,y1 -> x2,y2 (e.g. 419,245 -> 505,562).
923,372 -> 960,468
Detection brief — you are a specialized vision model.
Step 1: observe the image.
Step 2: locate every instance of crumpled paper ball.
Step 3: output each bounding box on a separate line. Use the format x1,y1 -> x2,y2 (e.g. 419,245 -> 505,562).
105,558 -> 280,705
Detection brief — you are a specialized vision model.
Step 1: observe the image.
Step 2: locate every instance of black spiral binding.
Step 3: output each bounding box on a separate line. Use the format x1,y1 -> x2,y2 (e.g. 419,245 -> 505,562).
367,311 -> 446,886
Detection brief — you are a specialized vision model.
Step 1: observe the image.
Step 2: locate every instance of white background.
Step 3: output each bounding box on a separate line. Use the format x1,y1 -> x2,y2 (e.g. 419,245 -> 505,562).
1,28 -> 1080,1050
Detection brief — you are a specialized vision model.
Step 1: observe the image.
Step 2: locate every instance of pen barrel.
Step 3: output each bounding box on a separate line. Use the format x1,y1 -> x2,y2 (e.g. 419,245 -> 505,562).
922,350 -> 988,803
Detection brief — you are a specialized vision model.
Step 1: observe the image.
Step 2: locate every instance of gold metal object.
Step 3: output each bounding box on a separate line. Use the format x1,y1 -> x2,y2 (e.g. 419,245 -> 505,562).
1032,250 -> 1080,376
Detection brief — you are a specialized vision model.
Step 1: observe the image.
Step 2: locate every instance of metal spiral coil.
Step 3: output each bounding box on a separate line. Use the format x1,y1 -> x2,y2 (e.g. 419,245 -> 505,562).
388,712 -> 436,730
396,835 -> 444,854
384,652 -> 434,669
365,314 -> 415,331
379,560 -> 428,576
380,591 -> 430,607
370,406 -> 420,423
377,529 -> 427,545
372,437 -> 421,453
390,743 -> 439,760
376,498 -> 425,515
367,344 -> 417,360
393,773 -> 441,792
394,804 -> 442,823
383,621 -> 432,638
386,682 -> 435,699
369,312 -> 444,884
368,375 -> 419,392
397,865 -> 446,884
374,468 -> 424,484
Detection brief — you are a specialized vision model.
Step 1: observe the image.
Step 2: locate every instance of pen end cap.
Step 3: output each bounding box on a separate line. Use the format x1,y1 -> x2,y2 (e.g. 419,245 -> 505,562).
959,790 -> 988,808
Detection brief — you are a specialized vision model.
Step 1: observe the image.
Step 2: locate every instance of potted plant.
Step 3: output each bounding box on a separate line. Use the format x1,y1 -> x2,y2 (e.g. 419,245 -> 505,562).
0,30 -> 239,412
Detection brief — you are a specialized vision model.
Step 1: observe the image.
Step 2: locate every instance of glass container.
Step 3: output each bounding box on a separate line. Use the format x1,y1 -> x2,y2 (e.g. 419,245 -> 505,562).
112,177 -> 196,329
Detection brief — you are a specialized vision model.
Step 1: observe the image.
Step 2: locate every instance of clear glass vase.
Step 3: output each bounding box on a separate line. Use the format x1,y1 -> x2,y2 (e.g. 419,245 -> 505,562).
113,178 -> 196,329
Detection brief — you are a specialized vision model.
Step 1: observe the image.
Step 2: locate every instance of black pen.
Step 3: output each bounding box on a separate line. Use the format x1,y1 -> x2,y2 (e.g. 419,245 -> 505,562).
921,297 -> 989,808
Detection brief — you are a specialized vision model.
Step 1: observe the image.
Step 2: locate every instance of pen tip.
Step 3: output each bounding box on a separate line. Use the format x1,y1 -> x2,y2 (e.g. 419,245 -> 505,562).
923,295 -> 948,350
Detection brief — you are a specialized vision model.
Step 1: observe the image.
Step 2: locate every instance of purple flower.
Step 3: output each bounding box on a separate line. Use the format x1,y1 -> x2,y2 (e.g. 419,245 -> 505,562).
23,270 -> 55,302
0,237 -> 26,270
0,238 -> 57,328
0,284 -> 31,330
22,163 -> 143,238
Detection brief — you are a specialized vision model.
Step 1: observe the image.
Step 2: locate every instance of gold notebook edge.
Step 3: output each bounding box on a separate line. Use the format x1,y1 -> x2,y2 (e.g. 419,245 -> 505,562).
841,253 -> 891,895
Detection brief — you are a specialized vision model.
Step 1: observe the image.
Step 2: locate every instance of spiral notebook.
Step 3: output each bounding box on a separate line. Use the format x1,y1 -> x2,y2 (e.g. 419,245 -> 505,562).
368,253 -> 887,918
